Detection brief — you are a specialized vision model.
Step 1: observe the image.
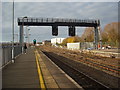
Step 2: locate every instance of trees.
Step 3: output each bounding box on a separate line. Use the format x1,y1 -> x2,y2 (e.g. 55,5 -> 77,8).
101,22 -> 119,46
81,27 -> 94,42
81,22 -> 119,47
62,36 -> 82,46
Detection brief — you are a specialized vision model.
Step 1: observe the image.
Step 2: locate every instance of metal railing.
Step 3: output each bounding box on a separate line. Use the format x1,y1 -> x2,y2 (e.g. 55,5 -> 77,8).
18,17 -> 100,24
1,43 -> 22,67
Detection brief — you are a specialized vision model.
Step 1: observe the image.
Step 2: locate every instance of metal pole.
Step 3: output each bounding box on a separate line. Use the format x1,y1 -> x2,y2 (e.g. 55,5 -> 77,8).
21,16 -> 27,53
98,26 -> 102,49
16,34 -> 18,43
12,0 -> 14,63
25,26 -> 28,43
28,28 -> 30,47
22,18 -> 24,54
20,25 -> 24,53
14,34 -> 18,43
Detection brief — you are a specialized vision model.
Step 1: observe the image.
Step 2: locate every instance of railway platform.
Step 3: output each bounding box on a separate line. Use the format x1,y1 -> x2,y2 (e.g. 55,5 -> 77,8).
2,48 -> 83,89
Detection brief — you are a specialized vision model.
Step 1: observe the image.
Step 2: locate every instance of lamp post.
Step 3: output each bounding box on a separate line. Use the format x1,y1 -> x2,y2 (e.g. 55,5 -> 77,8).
22,16 -> 27,54
28,28 -> 30,47
25,26 -> 30,47
12,0 -> 14,63
14,34 -> 18,43
25,26 -> 28,43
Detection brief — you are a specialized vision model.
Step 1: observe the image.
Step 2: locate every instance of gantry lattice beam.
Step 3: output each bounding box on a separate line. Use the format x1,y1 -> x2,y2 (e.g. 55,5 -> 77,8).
18,17 -> 100,27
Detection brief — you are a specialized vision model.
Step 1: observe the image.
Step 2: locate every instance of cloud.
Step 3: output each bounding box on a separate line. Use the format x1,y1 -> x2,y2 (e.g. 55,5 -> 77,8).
2,2 -> 118,42
2,0 -> 120,2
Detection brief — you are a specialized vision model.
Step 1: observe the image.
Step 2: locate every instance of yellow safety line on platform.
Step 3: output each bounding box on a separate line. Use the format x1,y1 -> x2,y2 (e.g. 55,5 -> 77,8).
35,50 -> 46,89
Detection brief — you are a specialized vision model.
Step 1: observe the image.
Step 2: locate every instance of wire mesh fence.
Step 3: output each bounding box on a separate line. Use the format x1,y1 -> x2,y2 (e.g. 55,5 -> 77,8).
1,43 -> 22,67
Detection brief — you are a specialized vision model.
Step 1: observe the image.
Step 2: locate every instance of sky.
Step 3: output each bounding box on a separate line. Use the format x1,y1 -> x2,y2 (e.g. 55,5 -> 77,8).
1,1 -> 118,43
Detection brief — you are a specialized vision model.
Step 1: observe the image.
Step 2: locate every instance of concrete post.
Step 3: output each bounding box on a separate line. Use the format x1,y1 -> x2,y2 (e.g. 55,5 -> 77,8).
19,25 -> 24,53
94,27 -> 99,49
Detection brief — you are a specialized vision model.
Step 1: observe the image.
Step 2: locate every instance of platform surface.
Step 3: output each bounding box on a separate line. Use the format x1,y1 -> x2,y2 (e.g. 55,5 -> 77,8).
2,48 -> 83,89
2,48 -> 39,88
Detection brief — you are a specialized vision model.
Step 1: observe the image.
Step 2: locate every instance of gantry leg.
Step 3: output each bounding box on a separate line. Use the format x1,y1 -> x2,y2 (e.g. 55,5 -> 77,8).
94,27 -> 99,49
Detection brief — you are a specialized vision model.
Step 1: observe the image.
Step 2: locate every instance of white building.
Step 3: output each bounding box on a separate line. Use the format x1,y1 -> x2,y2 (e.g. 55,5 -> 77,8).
67,43 -> 80,50
51,38 -> 65,45
67,42 -> 94,50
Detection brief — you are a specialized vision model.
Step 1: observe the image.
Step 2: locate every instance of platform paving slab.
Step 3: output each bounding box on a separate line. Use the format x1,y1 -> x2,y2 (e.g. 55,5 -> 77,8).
2,48 -> 40,88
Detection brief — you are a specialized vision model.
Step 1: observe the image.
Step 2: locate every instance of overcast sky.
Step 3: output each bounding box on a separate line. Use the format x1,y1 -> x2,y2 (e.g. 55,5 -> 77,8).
1,1 -> 118,42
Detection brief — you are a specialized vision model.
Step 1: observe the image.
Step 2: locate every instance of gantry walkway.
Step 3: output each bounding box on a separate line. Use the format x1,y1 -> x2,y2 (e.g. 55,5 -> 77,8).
2,48 -> 83,89
18,17 -> 100,27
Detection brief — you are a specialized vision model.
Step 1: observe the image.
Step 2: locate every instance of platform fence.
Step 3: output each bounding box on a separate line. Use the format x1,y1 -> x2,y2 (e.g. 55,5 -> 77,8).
1,43 -> 22,67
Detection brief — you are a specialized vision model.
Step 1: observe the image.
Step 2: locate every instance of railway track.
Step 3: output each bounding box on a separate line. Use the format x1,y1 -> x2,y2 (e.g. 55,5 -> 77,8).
54,50 -> 120,76
76,57 -> 119,75
39,46 -> 119,76
42,51 -> 112,90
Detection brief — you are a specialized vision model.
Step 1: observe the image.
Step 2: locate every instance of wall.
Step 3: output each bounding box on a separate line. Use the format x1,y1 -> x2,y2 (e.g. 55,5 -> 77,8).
67,42 -> 94,50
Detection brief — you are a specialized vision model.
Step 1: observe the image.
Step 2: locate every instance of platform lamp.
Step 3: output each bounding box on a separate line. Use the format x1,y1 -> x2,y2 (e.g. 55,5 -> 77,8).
22,16 -> 28,54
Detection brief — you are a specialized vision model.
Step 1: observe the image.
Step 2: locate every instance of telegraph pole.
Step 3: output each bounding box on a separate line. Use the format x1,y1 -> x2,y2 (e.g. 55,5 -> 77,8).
12,0 -> 15,63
